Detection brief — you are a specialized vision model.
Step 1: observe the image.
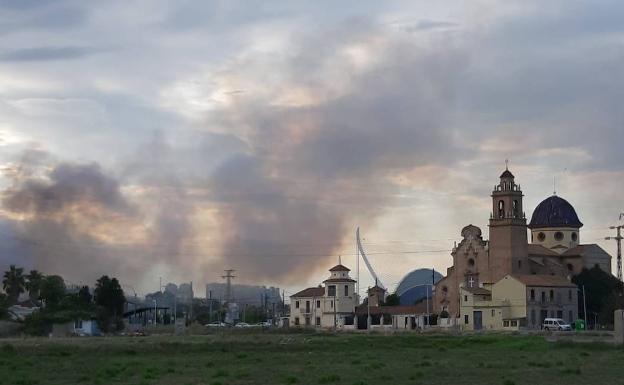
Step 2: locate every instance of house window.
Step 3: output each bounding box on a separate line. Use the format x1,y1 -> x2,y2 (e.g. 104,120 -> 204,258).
295,301 -> 299,309
554,232 -> 564,241
491,309 -> 495,317
531,310 -> 536,325
537,232 -> 545,242
74,320 -> 83,329
315,317 -> 321,326
464,295 -> 468,302
569,310 -> 573,323
571,232 -> 578,242
464,315 -> 469,324
294,317 -> 300,325
511,320 -> 517,327
328,285 -> 336,297
344,285 -> 349,296
568,290 -> 572,301
498,200 -> 505,218
305,317 -> 311,326
518,260 -> 522,269
305,301 -> 310,313
530,289 -> 535,301
557,310 -> 563,319
541,291 -> 545,303
331,300 -> 334,308
503,320 -> 510,327
316,300 -> 320,308
549,290 -> 554,301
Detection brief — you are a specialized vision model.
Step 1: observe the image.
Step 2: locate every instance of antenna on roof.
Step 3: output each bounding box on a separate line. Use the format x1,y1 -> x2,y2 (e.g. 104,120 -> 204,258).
505,158 -> 509,170
553,176 -> 557,196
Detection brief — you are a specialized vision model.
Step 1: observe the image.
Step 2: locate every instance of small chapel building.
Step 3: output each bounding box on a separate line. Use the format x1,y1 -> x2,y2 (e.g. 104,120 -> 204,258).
434,167 -> 611,329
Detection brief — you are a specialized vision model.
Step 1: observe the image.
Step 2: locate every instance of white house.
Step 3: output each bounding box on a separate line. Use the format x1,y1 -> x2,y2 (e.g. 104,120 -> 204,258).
71,319 -> 100,336
289,262 -> 359,329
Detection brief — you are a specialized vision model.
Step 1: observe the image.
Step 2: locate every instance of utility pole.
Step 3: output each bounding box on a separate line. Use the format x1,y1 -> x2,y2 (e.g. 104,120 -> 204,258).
367,286 -> 370,332
222,270 -> 235,324
222,269 -> 236,303
356,228 -> 360,303
208,290 -> 213,323
605,221 -> 623,282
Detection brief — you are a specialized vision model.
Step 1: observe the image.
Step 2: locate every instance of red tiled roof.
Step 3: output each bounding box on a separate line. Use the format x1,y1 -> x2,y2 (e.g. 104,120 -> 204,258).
510,274 -> 576,288
562,243 -> 610,258
355,303 -> 428,315
462,287 -> 491,295
329,264 -> 350,272
323,278 -> 356,283
291,287 -> 325,297
527,244 -> 559,256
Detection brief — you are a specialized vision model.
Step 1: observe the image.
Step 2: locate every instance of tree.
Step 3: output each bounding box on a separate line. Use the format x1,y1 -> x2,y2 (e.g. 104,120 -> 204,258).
2,265 -> 26,304
94,276 -> 125,332
25,270 -> 44,302
0,293 -> 8,320
78,286 -> 92,306
573,266 -> 624,326
383,294 -> 400,306
39,275 -> 66,308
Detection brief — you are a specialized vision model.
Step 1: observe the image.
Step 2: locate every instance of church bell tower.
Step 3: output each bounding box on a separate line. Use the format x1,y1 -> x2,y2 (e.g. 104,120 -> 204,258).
488,164 -> 529,281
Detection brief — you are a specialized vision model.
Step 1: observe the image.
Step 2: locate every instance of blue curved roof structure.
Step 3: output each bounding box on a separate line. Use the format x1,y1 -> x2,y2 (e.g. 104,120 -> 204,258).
395,269 -> 443,306
529,195 -> 583,229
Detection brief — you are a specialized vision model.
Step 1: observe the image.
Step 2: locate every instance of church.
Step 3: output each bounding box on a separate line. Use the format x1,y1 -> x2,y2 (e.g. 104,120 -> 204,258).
433,166 -> 612,326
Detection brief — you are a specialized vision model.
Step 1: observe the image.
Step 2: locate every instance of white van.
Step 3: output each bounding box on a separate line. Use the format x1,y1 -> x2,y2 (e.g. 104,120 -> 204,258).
542,318 -> 572,331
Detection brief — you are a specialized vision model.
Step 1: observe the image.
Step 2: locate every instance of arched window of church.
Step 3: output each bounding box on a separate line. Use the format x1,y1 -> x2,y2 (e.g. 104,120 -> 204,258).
512,200 -> 519,218
498,200 -> 505,218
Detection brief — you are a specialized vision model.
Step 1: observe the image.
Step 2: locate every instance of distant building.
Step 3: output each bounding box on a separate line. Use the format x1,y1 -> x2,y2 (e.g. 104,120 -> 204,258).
395,269 -> 442,306
289,262 -> 358,328
434,166 -> 611,328
205,283 -> 281,307
460,274 -> 578,331
178,283 -> 193,304
355,286 -> 431,330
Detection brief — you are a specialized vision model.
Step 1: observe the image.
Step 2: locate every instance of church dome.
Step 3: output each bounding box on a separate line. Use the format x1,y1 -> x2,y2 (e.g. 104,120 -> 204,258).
529,195 -> 583,229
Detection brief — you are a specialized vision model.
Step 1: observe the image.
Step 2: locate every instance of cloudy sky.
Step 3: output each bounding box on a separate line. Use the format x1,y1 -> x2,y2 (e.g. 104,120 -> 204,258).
0,0 -> 622,297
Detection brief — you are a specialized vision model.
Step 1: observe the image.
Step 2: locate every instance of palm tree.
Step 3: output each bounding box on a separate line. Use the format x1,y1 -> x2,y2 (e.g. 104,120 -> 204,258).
2,265 -> 26,305
25,270 -> 44,302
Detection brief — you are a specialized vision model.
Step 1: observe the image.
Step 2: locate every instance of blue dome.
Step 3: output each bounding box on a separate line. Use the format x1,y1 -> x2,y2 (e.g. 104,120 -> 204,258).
395,269 -> 442,296
529,195 -> 583,229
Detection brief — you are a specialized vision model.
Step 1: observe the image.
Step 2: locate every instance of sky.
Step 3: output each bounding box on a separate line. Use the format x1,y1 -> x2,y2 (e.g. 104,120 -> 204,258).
0,0 -> 623,298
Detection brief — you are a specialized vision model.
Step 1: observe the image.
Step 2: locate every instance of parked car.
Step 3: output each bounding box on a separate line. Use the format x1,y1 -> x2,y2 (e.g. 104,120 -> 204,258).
258,321 -> 272,327
205,321 -> 226,327
234,322 -> 251,328
542,318 -> 572,331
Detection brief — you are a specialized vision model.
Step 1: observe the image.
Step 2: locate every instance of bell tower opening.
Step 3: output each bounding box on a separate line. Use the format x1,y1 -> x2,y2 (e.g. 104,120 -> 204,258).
488,162 -> 529,281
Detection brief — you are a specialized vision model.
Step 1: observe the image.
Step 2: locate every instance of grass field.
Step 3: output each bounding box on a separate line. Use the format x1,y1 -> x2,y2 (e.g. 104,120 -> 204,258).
0,331 -> 623,385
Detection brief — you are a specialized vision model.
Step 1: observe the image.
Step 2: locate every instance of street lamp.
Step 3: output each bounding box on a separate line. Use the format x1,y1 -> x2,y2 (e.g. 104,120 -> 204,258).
576,286 -> 587,330
152,299 -> 157,325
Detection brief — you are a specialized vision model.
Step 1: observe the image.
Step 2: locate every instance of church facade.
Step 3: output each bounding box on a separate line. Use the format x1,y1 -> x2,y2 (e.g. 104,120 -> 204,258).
434,167 -> 612,323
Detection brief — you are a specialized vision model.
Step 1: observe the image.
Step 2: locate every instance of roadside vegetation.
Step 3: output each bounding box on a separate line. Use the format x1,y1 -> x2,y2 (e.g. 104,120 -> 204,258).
0,333 -> 622,385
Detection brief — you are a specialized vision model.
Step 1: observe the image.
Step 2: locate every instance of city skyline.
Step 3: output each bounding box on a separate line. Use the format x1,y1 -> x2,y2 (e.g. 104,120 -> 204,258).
0,1 -> 623,295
